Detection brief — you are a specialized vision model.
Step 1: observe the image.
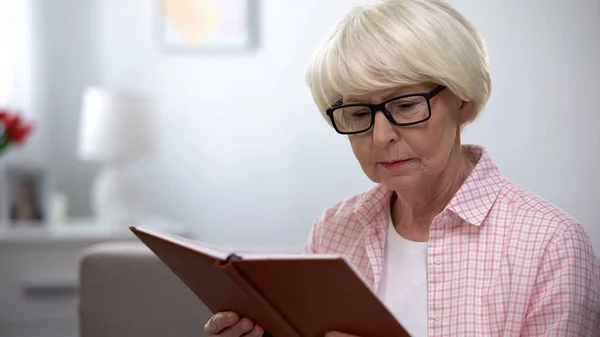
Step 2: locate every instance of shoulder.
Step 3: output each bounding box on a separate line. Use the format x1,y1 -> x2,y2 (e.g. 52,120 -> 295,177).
319,191 -> 367,225
499,184 -> 600,329
492,179 -> 598,269
496,179 -> 582,235
305,184 -> 389,254
463,144 -> 587,247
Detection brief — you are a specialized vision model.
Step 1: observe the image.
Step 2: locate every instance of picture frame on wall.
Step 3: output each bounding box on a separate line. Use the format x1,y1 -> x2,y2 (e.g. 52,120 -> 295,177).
156,0 -> 260,53
0,165 -> 49,228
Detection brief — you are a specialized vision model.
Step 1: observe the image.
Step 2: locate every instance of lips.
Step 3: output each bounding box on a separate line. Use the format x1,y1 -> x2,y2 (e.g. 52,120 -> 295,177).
378,159 -> 413,169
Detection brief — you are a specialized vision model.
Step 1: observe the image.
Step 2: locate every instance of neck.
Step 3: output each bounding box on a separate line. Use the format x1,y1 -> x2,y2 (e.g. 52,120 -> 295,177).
391,143 -> 474,241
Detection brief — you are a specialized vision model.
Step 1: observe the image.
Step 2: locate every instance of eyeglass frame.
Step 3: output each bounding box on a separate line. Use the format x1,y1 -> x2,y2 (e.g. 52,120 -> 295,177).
325,85 -> 446,135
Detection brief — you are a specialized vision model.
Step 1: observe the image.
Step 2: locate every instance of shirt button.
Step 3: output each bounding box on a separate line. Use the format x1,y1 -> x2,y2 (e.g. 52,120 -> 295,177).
434,256 -> 442,265
432,311 -> 442,321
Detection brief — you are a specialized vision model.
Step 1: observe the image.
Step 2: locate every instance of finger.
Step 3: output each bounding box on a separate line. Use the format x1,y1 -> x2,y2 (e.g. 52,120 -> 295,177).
204,312 -> 240,335
225,318 -> 255,337
241,324 -> 264,337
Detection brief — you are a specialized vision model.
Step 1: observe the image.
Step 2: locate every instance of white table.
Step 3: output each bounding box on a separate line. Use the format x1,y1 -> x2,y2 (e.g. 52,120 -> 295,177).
0,217 -> 191,337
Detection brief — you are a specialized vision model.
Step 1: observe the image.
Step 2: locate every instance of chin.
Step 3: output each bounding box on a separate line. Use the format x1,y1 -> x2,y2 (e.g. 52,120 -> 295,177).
379,173 -> 423,192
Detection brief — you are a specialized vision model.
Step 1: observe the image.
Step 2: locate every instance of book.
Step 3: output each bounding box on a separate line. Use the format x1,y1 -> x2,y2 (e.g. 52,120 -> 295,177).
130,226 -> 409,337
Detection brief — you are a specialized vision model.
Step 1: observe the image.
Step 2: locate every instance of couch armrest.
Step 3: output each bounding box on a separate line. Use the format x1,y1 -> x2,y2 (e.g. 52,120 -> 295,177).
79,242 -> 212,337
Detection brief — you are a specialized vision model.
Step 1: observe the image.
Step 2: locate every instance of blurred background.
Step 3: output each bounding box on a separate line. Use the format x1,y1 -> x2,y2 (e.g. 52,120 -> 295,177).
0,0 -> 598,336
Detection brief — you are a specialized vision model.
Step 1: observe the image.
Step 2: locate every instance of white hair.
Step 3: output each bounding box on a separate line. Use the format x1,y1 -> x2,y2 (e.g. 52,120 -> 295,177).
306,0 -> 491,124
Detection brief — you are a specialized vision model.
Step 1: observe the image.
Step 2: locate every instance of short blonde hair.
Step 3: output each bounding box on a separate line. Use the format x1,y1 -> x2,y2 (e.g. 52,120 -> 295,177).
306,0 -> 491,124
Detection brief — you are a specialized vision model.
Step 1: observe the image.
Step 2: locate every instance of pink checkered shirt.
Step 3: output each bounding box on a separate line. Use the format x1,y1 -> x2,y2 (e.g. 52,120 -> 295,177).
305,145 -> 600,336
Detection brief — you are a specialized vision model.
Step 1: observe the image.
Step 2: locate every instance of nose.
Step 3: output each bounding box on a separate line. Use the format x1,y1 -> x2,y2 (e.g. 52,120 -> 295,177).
372,110 -> 399,147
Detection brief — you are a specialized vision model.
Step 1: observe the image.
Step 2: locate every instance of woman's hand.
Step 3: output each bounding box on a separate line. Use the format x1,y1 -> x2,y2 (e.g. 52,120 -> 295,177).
203,313 -> 359,337
325,332 -> 361,337
204,312 -> 264,337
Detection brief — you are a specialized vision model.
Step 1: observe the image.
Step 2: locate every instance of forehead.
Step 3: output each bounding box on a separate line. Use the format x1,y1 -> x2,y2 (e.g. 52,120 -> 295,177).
343,83 -> 433,104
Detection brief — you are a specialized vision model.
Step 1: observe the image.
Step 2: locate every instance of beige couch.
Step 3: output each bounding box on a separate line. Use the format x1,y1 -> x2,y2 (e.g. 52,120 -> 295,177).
79,242 -> 213,337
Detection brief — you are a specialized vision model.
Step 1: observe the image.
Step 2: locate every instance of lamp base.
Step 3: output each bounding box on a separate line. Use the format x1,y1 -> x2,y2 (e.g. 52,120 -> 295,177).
91,162 -> 144,225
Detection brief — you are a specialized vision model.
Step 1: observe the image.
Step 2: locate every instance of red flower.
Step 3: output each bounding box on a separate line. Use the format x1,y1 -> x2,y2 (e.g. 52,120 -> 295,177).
0,108 -> 34,148
2,114 -> 33,143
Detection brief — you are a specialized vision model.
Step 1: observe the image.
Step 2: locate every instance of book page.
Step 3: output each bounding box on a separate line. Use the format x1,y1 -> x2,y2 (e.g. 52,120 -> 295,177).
239,252 -> 342,260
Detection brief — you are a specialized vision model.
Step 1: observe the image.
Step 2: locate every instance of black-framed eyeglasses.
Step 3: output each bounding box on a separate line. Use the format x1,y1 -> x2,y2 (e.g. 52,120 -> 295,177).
326,85 -> 446,135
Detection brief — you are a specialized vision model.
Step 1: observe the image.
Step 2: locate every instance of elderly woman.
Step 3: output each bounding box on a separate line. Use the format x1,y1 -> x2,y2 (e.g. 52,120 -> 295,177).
204,0 -> 600,336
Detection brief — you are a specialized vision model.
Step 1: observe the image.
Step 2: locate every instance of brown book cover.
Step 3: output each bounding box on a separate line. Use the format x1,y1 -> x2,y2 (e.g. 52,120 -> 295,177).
130,226 -> 409,337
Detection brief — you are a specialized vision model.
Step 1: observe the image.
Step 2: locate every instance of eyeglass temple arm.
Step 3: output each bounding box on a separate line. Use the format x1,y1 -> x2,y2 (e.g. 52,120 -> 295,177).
429,85 -> 446,97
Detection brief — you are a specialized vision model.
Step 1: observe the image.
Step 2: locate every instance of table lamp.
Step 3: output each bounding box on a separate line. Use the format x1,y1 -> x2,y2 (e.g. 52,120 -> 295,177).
77,87 -> 155,224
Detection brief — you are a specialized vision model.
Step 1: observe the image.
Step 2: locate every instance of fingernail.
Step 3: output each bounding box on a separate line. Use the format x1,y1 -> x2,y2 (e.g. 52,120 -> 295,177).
254,325 -> 264,336
242,319 -> 253,330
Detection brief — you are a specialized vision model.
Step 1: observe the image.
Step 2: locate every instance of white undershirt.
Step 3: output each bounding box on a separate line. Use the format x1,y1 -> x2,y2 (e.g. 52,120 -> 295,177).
377,223 -> 429,337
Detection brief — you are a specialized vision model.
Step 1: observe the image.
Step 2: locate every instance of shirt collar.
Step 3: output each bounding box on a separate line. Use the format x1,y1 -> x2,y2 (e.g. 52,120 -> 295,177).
445,145 -> 504,226
354,145 -> 505,227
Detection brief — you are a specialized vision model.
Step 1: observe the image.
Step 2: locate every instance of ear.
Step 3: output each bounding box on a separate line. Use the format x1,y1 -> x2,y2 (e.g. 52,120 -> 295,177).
456,100 -> 475,125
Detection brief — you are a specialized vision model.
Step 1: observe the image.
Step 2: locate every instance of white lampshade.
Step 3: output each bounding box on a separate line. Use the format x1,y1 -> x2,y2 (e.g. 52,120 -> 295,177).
78,87 -> 154,162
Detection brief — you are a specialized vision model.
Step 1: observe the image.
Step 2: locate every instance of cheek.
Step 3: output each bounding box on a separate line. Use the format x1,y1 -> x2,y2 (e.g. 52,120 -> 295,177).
349,136 -> 375,169
405,110 -> 458,164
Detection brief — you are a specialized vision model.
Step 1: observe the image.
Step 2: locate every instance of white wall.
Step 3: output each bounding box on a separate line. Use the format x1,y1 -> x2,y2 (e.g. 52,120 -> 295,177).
44,0 -> 600,251
0,0 -> 48,165
41,0 -> 100,216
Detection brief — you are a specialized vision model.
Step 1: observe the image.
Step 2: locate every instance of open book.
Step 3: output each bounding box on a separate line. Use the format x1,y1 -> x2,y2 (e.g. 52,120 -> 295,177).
130,226 -> 408,337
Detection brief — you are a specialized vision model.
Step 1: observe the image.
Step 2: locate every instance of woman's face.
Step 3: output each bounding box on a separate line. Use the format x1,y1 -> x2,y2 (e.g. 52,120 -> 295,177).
347,83 -> 473,192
